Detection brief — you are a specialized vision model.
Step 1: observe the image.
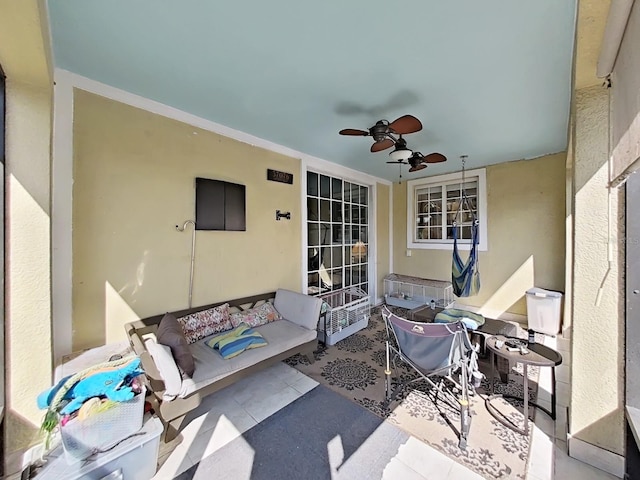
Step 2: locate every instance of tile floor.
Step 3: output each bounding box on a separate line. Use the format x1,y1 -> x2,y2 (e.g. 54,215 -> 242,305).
152,362 -> 491,480
5,336 -> 620,480
526,333 -> 618,480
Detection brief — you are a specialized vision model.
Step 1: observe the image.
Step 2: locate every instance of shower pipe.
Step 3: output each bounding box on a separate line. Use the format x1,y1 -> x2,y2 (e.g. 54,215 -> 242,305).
176,220 -> 196,309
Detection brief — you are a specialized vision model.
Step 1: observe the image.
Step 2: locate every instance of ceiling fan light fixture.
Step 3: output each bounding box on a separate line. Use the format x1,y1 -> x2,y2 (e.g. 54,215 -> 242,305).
389,147 -> 413,162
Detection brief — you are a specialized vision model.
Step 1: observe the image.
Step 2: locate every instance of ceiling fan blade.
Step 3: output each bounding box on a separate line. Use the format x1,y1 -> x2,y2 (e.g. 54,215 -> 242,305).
388,115 -> 422,135
386,160 -> 408,165
422,153 -> 447,163
339,128 -> 369,136
409,164 -> 428,173
371,138 -> 395,152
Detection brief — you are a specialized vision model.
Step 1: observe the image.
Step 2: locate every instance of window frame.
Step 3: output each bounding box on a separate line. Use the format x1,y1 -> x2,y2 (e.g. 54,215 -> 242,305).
406,168 -> 488,251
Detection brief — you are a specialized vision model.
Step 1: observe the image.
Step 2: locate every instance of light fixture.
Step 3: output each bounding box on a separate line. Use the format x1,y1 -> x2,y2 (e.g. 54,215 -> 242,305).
388,135 -> 413,162
389,141 -> 413,162
351,241 -> 367,262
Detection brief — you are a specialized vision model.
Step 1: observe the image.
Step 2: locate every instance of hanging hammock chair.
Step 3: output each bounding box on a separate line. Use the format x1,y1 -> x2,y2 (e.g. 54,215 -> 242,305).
451,156 -> 481,297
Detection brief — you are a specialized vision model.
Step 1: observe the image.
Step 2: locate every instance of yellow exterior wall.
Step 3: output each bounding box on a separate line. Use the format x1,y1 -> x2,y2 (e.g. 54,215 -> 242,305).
1,0 -> 53,453
375,183 -> 390,299
72,91 -> 302,350
392,153 -> 566,317
569,85 -> 624,455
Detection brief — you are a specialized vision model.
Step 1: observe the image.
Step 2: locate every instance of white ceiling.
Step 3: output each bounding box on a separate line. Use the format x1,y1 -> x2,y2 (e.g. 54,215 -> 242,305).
47,0 -> 578,181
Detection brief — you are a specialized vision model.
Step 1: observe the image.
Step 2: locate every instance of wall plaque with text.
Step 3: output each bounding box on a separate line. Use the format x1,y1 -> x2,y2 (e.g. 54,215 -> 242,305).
267,169 -> 293,185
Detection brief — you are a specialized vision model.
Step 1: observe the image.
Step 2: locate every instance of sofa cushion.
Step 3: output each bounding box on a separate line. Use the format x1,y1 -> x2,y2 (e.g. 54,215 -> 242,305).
180,319 -> 316,397
273,289 -> 322,331
178,303 -> 232,344
229,301 -> 282,328
145,338 -> 182,401
157,312 -> 195,377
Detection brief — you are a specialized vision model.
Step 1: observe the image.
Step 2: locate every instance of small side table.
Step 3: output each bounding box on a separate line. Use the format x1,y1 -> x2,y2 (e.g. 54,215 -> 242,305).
485,336 -> 563,436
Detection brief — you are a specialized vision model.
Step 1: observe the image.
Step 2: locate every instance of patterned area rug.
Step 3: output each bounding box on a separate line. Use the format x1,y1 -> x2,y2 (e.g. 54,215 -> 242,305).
286,306 -> 539,480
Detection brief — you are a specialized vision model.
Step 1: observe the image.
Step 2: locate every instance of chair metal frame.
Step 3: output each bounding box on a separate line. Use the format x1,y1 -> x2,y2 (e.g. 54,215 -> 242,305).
382,306 -> 481,449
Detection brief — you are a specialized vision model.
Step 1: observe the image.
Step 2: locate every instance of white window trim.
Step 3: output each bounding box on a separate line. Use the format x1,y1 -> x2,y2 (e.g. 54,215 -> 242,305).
406,168 -> 488,251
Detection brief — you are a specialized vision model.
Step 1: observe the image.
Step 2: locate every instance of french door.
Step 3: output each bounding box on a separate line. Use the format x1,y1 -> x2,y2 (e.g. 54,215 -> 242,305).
306,171 -> 369,297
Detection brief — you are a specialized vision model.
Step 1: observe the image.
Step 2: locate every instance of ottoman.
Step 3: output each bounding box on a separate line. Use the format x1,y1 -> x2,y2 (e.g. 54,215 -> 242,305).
472,318 -> 519,383
407,305 -> 444,322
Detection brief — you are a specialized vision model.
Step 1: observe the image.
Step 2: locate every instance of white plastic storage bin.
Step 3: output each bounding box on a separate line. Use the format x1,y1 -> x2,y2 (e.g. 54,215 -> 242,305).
318,287 -> 370,346
61,387 -> 145,464
37,416 -> 162,480
526,287 -> 563,336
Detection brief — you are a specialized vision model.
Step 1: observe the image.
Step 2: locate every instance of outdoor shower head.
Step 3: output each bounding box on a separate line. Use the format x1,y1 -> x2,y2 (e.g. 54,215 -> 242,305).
176,220 -> 195,232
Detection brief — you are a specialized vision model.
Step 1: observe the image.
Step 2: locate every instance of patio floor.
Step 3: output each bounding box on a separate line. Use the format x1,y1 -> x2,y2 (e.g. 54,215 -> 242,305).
151,331 -> 617,480
4,332 -> 618,479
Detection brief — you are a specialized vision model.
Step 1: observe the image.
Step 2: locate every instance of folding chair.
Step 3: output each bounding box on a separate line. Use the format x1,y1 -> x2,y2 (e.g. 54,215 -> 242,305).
382,306 -> 482,449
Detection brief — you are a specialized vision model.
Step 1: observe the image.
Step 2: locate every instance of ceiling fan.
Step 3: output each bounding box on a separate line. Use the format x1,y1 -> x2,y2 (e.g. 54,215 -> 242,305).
386,149 -> 447,183
339,114 -> 423,153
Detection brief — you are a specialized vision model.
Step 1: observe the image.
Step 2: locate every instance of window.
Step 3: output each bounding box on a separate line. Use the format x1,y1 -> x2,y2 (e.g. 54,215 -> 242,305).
306,172 -> 369,296
406,168 -> 487,250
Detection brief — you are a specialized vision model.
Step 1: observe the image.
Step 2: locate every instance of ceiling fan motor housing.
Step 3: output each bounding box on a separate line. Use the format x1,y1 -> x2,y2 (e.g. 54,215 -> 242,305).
370,121 -> 390,142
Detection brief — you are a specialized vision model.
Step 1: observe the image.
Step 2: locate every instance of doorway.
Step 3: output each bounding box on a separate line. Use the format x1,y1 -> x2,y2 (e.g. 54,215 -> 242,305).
306,172 -> 370,298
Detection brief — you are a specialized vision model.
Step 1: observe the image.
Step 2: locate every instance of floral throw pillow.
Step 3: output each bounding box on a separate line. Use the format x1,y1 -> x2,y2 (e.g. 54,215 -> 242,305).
230,302 -> 282,329
178,303 -> 232,344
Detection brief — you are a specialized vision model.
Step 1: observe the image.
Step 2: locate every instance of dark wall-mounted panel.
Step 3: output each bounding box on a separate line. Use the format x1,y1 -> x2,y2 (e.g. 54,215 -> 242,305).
195,177 -> 246,231
223,182 -> 246,231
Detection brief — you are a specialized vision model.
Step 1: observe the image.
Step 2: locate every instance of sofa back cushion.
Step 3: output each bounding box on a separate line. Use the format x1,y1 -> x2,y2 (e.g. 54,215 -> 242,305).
274,289 -> 322,331
229,301 -> 282,328
178,303 -> 232,344
156,312 -> 195,377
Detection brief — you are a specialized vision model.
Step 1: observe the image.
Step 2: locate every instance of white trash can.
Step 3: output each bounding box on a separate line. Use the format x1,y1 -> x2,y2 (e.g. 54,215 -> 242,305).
526,287 -> 563,336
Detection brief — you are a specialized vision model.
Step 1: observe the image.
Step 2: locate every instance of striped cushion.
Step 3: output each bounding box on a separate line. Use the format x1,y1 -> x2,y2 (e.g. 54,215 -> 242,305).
205,323 -> 268,359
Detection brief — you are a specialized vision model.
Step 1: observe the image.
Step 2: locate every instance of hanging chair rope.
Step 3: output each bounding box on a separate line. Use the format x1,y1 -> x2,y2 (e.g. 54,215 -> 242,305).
453,155 -> 476,226
451,155 -> 480,297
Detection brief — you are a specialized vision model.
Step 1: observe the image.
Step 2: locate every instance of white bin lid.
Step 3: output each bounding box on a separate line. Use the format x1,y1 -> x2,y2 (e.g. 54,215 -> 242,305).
526,287 -> 563,298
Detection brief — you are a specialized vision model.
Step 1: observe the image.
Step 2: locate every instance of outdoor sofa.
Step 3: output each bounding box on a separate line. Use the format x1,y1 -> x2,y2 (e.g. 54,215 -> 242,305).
126,289 -> 323,441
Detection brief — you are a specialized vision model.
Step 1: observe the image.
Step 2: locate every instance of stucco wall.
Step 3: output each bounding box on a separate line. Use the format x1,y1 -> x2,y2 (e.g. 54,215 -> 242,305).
72,90 -> 304,350
569,85 -> 624,455
375,182 -> 390,301
5,81 -> 52,453
1,0 -> 53,454
392,153 -> 566,318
